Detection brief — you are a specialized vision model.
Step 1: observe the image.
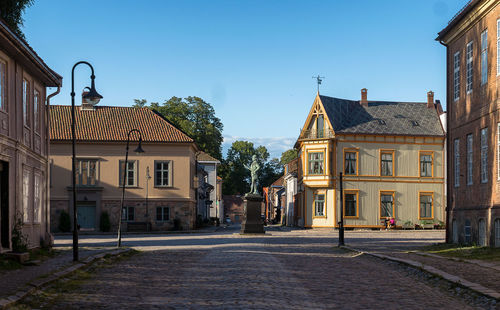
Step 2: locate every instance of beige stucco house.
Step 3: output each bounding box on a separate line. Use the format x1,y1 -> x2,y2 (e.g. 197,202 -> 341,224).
50,104 -> 199,232
0,19 -> 62,251
295,90 -> 446,229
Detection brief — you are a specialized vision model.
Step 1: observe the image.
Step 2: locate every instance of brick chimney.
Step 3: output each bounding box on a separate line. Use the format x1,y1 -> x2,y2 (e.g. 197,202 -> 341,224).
360,88 -> 368,107
427,91 -> 434,108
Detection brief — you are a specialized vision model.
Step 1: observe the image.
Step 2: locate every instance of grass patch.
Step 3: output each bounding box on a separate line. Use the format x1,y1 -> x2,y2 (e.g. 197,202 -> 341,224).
420,243 -> 500,261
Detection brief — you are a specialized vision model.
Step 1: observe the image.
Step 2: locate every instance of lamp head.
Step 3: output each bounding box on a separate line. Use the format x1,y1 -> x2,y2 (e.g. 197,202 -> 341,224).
134,137 -> 145,154
82,77 -> 103,105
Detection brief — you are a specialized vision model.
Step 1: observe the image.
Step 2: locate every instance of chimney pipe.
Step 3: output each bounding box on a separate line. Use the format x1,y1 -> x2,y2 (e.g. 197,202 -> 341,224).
427,91 -> 434,108
360,88 -> 368,107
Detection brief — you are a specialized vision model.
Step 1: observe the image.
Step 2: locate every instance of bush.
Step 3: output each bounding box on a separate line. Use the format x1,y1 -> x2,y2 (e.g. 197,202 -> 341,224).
58,210 -> 71,232
100,211 -> 111,232
11,216 -> 28,253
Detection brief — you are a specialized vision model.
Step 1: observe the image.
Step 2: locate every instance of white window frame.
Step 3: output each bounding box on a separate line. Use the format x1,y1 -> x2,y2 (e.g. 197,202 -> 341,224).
314,193 -> 325,217
467,134 -> 473,185
23,78 -> 29,126
154,160 -> 172,187
481,128 -> 488,183
464,219 -> 471,244
23,169 -> 30,223
77,159 -> 98,186
466,41 -> 473,94
33,172 -> 41,223
453,51 -> 460,101
156,206 -> 170,222
121,206 -> 135,222
119,160 -> 137,187
481,30 -> 488,85
34,89 -> 40,133
454,139 -> 460,187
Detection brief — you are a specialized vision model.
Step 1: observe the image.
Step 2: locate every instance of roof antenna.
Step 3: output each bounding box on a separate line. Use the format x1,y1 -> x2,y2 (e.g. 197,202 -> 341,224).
312,75 -> 325,94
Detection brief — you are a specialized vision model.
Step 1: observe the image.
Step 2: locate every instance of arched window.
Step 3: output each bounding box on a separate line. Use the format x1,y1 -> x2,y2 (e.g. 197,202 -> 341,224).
464,219 -> 471,244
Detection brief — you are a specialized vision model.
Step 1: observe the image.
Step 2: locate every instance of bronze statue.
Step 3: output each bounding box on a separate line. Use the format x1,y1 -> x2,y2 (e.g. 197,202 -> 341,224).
244,155 -> 260,195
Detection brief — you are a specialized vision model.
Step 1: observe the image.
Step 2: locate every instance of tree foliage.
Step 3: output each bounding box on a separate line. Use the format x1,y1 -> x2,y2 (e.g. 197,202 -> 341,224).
0,0 -> 34,39
134,96 -> 223,160
280,148 -> 298,165
220,140 -> 283,195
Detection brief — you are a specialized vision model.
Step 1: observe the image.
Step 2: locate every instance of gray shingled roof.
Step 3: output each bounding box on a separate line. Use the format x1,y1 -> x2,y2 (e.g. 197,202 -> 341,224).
319,95 -> 444,137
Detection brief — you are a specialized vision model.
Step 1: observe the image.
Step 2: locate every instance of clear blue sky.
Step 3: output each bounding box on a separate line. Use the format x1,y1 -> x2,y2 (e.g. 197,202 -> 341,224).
23,0 -> 466,158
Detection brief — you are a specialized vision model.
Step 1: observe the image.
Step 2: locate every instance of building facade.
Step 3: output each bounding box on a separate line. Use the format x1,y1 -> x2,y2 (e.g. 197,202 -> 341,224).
296,91 -> 446,228
196,151 -> 221,221
0,20 -> 62,251
437,0 -> 500,246
284,158 -> 298,226
50,105 -> 199,232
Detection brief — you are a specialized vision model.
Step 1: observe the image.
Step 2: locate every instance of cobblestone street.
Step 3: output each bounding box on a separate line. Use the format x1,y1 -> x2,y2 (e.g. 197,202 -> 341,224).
17,227 -> 496,309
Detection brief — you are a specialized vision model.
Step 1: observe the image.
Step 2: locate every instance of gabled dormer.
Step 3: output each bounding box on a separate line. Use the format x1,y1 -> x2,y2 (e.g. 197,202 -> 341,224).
298,93 -> 334,141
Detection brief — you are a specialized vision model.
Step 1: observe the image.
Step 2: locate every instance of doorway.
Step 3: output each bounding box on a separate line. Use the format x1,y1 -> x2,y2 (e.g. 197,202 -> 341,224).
0,161 -> 9,248
77,202 -> 96,230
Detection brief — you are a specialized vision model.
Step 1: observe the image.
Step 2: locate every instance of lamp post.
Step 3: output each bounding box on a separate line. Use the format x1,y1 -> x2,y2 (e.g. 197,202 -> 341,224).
71,61 -> 102,262
338,172 -> 345,246
117,129 -> 144,247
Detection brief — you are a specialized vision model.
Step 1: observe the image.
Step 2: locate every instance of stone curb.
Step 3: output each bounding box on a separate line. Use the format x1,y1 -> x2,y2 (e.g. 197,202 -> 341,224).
341,245 -> 500,301
0,248 -> 132,309
413,251 -> 500,272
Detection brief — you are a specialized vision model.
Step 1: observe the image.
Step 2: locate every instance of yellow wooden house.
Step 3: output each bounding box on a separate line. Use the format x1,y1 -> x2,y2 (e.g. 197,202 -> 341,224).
295,89 -> 445,228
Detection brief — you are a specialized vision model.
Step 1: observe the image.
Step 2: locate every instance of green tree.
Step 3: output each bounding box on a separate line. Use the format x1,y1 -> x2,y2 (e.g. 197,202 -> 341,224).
0,0 -> 34,39
134,96 -> 223,160
219,141 -> 283,195
280,149 -> 298,165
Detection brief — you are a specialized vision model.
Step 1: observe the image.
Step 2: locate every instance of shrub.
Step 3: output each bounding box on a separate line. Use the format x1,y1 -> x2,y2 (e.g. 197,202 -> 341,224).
11,216 -> 28,253
58,210 -> 71,232
100,211 -> 111,232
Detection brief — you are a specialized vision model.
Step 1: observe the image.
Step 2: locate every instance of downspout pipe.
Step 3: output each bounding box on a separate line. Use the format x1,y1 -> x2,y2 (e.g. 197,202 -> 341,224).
439,39 -> 450,244
45,86 -> 60,246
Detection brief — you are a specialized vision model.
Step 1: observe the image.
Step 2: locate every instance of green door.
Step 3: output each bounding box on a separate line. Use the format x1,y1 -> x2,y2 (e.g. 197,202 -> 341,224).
77,203 -> 96,230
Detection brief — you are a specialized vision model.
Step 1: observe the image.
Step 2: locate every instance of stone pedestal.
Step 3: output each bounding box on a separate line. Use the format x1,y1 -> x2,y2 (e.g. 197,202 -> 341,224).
241,194 -> 265,234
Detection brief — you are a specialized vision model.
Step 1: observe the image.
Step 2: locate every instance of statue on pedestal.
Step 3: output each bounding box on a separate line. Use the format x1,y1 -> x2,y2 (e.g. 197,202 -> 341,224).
244,155 -> 260,196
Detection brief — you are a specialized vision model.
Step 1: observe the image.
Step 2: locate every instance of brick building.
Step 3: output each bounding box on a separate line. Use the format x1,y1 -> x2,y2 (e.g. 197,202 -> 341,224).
50,104 -> 199,232
437,0 -> 500,246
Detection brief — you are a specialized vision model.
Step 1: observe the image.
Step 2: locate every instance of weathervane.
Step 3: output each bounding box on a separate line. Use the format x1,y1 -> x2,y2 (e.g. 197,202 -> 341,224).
313,75 -> 325,93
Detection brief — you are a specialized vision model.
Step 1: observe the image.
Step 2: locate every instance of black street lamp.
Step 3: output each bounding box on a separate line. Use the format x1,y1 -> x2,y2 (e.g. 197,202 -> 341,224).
117,129 -> 144,247
338,172 -> 345,246
71,61 -> 103,262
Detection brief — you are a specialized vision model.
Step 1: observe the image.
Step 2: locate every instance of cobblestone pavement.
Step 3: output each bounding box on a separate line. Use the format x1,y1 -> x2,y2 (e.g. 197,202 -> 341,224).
17,227 -> 495,309
0,248 -> 110,299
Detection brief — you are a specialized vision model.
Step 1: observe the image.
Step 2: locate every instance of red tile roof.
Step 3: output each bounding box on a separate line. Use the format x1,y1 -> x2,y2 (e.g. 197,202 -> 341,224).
50,105 -> 194,143
197,151 -> 220,162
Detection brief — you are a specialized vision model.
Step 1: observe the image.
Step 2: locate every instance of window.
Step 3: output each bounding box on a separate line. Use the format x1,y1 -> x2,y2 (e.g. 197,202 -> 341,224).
495,218 -> 500,247
119,160 -> 137,187
122,206 -> 135,222
419,193 -> 433,219
453,52 -> 460,101
77,159 -> 97,186
23,169 -> 30,223
344,191 -> 358,218
481,128 -> 488,183
23,78 -> 29,126
380,192 -> 394,218
314,193 -> 325,217
316,114 -> 324,138
155,161 -> 171,187
344,151 -> 357,175
308,152 -> 324,175
467,134 -> 473,185
478,219 -> 486,246
497,19 -> 500,76
0,59 -> 5,110
481,30 -> 488,85
156,207 -> 170,221
454,139 -> 460,187
464,219 -> 471,244
466,41 -> 473,93
420,152 -> 433,177
33,173 -> 41,223
34,89 -> 40,133
380,150 -> 394,176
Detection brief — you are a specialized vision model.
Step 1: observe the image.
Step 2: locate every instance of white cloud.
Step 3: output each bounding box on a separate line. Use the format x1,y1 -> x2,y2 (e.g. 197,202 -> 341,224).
222,135 -> 296,159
